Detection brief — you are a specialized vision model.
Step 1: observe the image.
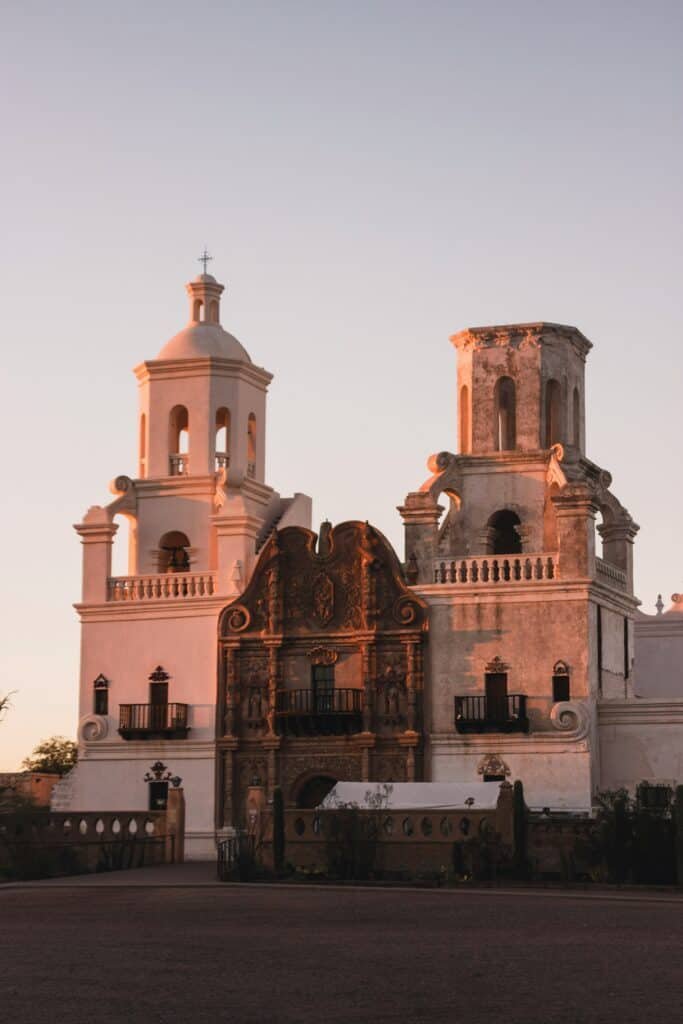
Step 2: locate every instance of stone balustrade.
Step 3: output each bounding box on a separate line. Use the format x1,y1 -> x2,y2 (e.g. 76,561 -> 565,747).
432,553 -> 557,585
108,572 -> 216,601
595,557 -> 627,589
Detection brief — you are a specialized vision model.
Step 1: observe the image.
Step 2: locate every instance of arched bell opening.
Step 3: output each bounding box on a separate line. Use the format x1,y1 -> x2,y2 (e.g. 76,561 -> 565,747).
487,509 -> 522,555
158,531 -> 191,573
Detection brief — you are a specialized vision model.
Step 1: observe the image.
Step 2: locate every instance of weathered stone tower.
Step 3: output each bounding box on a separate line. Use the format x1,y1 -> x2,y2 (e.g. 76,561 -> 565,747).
400,322 -> 639,811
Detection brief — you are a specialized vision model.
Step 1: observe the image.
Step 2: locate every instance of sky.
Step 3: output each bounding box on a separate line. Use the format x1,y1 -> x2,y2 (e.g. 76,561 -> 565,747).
1,1 -> 682,769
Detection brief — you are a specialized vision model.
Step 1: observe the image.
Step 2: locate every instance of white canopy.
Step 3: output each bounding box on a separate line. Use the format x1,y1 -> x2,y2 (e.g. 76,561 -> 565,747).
318,781 -> 502,811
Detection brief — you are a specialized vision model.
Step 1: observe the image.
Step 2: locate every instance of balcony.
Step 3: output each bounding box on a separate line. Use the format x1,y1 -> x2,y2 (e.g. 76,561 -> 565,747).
454,694 -> 529,734
118,703 -> 190,740
275,689 -> 363,737
108,572 -> 216,602
433,554 -> 556,585
169,453 -> 189,476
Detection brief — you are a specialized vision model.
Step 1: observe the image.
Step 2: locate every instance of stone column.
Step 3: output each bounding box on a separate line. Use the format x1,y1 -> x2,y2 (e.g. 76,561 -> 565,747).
166,787 -> 185,863
74,515 -> 118,604
397,492 -> 444,584
597,520 -> 639,593
552,485 -> 598,580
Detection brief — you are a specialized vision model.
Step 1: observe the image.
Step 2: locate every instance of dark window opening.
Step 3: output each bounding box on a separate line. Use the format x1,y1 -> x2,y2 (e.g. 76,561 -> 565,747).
312,663 -> 335,712
93,674 -> 109,715
149,781 -> 168,811
485,671 -> 508,720
483,772 -> 506,782
494,376 -> 516,451
624,617 -> 630,679
552,674 -> 570,703
488,509 -> 522,555
544,379 -> 562,447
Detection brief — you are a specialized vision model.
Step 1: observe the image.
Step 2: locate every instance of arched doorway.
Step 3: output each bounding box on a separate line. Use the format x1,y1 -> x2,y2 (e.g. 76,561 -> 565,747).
295,775 -> 337,809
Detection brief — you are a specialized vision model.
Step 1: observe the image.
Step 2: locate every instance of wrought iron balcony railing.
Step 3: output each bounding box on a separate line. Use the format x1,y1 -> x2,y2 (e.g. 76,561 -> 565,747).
118,703 -> 190,740
454,694 -> 528,734
275,689 -> 363,737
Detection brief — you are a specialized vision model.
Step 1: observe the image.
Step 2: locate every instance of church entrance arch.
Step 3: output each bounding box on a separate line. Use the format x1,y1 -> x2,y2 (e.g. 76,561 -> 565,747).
294,774 -> 337,809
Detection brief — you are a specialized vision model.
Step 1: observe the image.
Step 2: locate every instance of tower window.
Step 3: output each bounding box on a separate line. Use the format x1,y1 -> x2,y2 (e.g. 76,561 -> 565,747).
552,662 -> 570,703
158,531 -> 191,573
215,407 -> 231,469
192,298 -> 203,322
487,509 -> 522,555
169,405 -> 189,475
494,377 -> 516,451
139,413 -> 147,478
93,674 -> 109,716
209,299 -> 219,323
544,379 -> 562,447
459,385 -> 470,454
572,386 -> 581,448
247,413 -> 257,477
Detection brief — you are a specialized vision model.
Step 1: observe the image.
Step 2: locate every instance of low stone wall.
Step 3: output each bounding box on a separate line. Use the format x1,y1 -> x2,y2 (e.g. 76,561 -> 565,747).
276,795 -> 514,876
0,791 -> 185,879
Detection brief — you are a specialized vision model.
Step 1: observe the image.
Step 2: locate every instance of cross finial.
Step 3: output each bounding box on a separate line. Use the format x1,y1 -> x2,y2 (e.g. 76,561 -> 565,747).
198,248 -> 213,275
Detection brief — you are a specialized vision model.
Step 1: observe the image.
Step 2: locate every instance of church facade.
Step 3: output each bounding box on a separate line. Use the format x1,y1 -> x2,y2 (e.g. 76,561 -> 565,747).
54,270 -> 683,857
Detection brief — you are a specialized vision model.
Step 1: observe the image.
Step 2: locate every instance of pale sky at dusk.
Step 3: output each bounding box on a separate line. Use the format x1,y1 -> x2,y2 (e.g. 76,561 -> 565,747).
1,1 -> 682,769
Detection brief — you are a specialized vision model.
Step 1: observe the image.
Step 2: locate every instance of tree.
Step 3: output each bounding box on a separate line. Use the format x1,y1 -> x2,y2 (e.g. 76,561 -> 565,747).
22,736 -> 77,776
0,691 -> 15,721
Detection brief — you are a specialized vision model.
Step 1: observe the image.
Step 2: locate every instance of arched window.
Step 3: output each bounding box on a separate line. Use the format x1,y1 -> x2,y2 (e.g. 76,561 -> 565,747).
168,405 -> 189,475
459,385 -> 470,454
192,298 -> 203,322
209,299 -> 219,324
494,377 -> 516,451
572,386 -> 581,448
487,509 -> 522,555
139,413 -> 147,478
158,531 -> 191,573
247,413 -> 257,478
544,379 -> 562,447
552,661 -> 570,703
93,674 -> 109,716
215,407 -> 231,470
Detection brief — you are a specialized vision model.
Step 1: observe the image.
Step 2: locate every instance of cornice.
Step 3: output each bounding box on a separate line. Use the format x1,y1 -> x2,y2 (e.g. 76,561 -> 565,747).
428,732 -> 590,753
598,698 -> 683,726
134,356 -> 273,389
450,322 -> 592,361
74,598 -> 227,623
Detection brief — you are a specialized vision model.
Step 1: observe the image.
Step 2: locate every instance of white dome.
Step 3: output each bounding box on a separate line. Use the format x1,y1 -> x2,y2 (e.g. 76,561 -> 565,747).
157,323 -> 252,362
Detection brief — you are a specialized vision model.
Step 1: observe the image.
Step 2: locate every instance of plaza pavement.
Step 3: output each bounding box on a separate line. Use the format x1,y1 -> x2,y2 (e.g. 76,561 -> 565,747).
4,866 -> 683,1024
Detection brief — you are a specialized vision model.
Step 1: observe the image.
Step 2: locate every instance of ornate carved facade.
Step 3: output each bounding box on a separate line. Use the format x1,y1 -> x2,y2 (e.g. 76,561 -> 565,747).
216,521 -> 428,825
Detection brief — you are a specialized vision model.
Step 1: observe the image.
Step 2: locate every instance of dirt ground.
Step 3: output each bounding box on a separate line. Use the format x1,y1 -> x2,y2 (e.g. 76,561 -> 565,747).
4,885 -> 683,1024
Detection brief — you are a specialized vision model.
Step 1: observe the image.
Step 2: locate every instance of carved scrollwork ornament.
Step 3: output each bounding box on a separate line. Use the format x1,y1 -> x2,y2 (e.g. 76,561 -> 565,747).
308,646 -> 338,666
549,700 -> 590,741
78,714 -> 108,742
477,753 -> 511,778
392,596 -> 418,625
225,605 -> 251,633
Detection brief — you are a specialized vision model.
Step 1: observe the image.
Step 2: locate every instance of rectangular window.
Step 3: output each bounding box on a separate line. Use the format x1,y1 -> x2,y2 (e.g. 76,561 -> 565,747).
624,617 -> 630,679
485,672 -> 508,722
552,675 -> 570,703
149,781 -> 168,811
312,664 -> 335,712
94,687 -> 108,715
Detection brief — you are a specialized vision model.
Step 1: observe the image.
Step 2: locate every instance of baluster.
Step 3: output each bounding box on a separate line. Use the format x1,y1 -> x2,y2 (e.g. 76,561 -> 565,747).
482,560 -> 489,582
492,559 -> 500,582
547,557 -> 554,580
471,559 -> 478,583
513,558 -> 521,581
